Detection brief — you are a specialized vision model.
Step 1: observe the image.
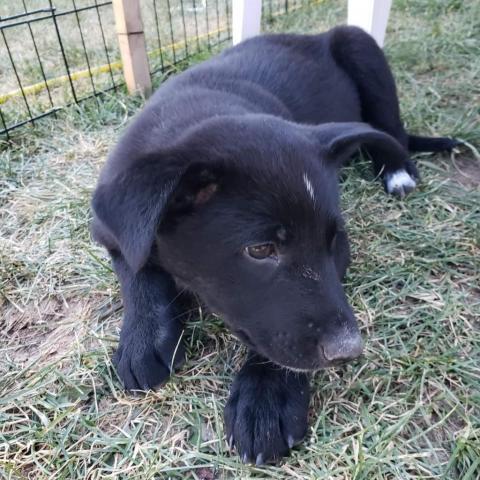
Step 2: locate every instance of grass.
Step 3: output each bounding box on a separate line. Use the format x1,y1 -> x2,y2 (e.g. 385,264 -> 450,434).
1,0 -> 479,478
0,0 -> 299,132
0,0 -> 233,131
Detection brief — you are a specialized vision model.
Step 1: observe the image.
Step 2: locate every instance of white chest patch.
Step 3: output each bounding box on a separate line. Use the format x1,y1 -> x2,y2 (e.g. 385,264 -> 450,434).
385,169 -> 417,196
303,173 -> 315,203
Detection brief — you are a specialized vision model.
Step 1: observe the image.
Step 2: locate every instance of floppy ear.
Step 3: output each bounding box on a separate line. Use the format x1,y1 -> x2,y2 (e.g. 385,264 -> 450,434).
311,122 -> 407,166
92,156 -> 221,273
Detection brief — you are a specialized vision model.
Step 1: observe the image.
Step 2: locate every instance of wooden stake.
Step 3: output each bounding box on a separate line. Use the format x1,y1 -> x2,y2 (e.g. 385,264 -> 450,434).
112,0 -> 152,96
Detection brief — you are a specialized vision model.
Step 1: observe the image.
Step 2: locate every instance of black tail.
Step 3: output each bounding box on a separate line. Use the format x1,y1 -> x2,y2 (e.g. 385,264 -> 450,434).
408,134 -> 459,153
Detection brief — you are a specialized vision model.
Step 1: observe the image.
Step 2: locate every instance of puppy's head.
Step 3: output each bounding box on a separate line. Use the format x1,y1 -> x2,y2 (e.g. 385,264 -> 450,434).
93,116 -> 407,370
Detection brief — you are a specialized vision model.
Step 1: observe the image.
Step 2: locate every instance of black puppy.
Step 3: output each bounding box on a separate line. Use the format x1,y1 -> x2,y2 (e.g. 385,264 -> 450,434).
92,26 -> 455,464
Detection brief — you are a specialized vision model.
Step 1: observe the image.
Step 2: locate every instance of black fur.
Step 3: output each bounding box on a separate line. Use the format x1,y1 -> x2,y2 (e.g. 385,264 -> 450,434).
224,353 -> 310,465
408,134 -> 459,152
91,26 -> 456,463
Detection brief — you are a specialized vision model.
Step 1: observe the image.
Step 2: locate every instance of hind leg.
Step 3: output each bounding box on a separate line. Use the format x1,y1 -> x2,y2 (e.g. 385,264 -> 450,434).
330,25 -> 418,196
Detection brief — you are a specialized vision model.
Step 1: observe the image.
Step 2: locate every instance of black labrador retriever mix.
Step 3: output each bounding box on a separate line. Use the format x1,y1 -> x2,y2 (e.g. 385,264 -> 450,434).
92,26 -> 456,464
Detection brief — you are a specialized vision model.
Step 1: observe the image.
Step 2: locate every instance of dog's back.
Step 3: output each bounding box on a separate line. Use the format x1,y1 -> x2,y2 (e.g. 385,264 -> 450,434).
100,30 -> 362,181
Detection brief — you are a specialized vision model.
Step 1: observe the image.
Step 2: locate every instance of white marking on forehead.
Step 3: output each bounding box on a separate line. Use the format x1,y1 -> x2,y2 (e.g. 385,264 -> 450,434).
303,173 -> 315,203
302,266 -> 321,281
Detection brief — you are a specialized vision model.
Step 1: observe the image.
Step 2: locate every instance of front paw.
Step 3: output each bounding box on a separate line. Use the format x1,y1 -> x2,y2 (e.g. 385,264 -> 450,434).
224,360 -> 310,464
114,322 -> 185,391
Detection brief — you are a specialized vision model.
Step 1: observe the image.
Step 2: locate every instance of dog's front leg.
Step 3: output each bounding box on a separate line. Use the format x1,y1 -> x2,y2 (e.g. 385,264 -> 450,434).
225,352 -> 310,464
111,254 -> 186,391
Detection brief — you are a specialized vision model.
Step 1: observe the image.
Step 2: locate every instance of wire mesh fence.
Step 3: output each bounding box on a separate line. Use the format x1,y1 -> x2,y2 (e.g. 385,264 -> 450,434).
0,0 -> 316,139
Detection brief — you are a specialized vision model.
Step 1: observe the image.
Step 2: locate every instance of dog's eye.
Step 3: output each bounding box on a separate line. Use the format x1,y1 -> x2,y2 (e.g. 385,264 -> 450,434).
245,243 -> 277,260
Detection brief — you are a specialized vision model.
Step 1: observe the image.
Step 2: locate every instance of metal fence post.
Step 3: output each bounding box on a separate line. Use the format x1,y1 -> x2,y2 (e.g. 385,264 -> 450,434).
347,0 -> 392,47
232,0 -> 262,45
112,0 -> 152,96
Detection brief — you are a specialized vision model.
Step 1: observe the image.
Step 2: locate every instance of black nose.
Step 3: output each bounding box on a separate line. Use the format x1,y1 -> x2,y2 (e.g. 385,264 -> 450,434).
321,332 -> 363,362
